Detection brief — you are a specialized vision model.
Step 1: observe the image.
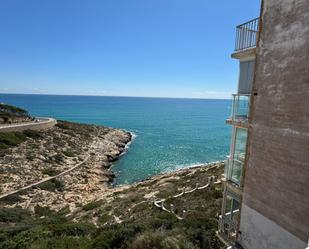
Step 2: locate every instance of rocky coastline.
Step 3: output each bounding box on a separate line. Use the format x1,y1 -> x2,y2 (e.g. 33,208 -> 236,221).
0,120 -> 132,212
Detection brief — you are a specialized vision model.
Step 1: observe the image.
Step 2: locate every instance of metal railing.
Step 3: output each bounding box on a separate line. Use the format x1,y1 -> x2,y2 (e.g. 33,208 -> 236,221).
218,190 -> 240,244
235,18 -> 259,51
218,209 -> 240,243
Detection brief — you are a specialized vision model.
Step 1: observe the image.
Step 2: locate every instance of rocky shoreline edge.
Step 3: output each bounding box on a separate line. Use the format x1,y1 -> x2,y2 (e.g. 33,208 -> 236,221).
0,120 -> 132,212
102,130 -> 133,182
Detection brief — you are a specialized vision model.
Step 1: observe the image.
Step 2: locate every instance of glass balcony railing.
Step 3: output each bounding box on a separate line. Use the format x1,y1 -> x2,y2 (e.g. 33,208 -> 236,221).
224,128 -> 248,186
224,158 -> 229,179
224,158 -> 244,186
225,158 -> 244,186
231,94 -> 250,123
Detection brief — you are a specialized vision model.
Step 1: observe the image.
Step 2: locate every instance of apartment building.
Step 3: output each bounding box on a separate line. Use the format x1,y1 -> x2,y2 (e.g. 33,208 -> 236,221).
217,16 -> 258,247
218,1 -> 309,249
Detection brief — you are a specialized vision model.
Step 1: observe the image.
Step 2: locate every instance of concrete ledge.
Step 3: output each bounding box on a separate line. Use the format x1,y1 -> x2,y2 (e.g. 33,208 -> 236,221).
231,48 -> 256,61
0,118 -> 57,132
223,180 -> 243,197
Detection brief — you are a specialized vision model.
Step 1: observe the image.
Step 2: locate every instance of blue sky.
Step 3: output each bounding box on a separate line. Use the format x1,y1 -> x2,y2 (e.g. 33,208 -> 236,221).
0,0 -> 260,99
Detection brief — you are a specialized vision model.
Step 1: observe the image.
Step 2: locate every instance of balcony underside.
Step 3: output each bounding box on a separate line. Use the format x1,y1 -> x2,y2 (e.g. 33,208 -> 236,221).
222,180 -> 243,196
231,47 -> 256,60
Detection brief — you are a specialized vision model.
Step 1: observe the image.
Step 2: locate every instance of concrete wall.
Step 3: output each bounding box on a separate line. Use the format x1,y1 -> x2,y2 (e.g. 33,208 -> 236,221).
239,0 -> 309,247
238,204 -> 307,249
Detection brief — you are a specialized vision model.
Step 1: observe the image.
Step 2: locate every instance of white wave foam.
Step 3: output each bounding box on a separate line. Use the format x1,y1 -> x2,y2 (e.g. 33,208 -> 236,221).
120,131 -> 137,156
164,160 -> 224,173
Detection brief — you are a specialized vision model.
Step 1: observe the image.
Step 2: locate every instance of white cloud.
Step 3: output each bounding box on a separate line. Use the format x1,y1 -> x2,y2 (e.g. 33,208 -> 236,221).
191,90 -> 232,99
79,90 -> 107,96
32,88 -> 40,91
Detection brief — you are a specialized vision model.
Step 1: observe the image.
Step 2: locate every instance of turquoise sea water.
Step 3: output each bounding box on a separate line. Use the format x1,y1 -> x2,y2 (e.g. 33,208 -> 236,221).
0,94 -> 231,185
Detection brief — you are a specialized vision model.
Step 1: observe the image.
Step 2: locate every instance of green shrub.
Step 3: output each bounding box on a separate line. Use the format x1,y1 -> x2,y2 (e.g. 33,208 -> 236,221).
34,206 -> 55,217
41,168 -> 59,176
63,150 -> 75,157
57,205 -> 71,216
82,200 -> 104,211
0,103 -> 28,116
56,123 -> 70,130
148,212 -> 178,230
0,207 -> 31,223
0,132 -> 27,149
97,213 -> 111,224
0,143 -> 9,150
47,153 -> 64,164
30,236 -> 92,249
23,129 -> 42,139
38,179 -> 65,192
92,224 -> 143,249
0,193 -> 23,205
130,232 -> 198,249
54,154 -> 64,163
50,222 -> 95,237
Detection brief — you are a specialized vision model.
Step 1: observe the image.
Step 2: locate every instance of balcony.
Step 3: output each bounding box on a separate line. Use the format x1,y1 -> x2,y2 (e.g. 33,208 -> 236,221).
218,192 -> 240,244
226,94 -> 250,127
235,18 -> 259,52
218,210 -> 239,243
224,128 -> 248,186
225,158 -> 244,186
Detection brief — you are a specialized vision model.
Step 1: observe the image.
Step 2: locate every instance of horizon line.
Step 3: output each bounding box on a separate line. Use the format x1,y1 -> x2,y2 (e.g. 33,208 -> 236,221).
0,92 -> 231,100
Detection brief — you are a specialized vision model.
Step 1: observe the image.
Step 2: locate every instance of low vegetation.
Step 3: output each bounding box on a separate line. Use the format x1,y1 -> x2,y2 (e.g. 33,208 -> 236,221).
0,131 -> 27,149
0,166 -> 224,249
41,167 -> 60,176
37,179 -> 65,192
0,129 -> 44,150
0,103 -> 29,117
63,149 -> 75,157
82,200 -> 104,211
0,103 -> 31,124
23,129 -> 42,139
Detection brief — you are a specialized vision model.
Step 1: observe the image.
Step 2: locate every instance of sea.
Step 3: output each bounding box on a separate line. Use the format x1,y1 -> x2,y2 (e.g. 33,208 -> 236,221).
0,94 -> 231,185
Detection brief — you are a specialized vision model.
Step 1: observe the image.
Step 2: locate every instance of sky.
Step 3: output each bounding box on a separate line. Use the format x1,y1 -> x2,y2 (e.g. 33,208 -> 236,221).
0,0 -> 260,99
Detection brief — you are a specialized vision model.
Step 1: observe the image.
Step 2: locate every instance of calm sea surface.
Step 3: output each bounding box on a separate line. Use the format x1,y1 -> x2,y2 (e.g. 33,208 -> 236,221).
0,94 -> 231,185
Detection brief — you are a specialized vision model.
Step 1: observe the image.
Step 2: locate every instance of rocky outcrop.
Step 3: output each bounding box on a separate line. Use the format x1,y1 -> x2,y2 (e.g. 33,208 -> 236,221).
0,103 -> 32,124
0,120 -> 132,212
